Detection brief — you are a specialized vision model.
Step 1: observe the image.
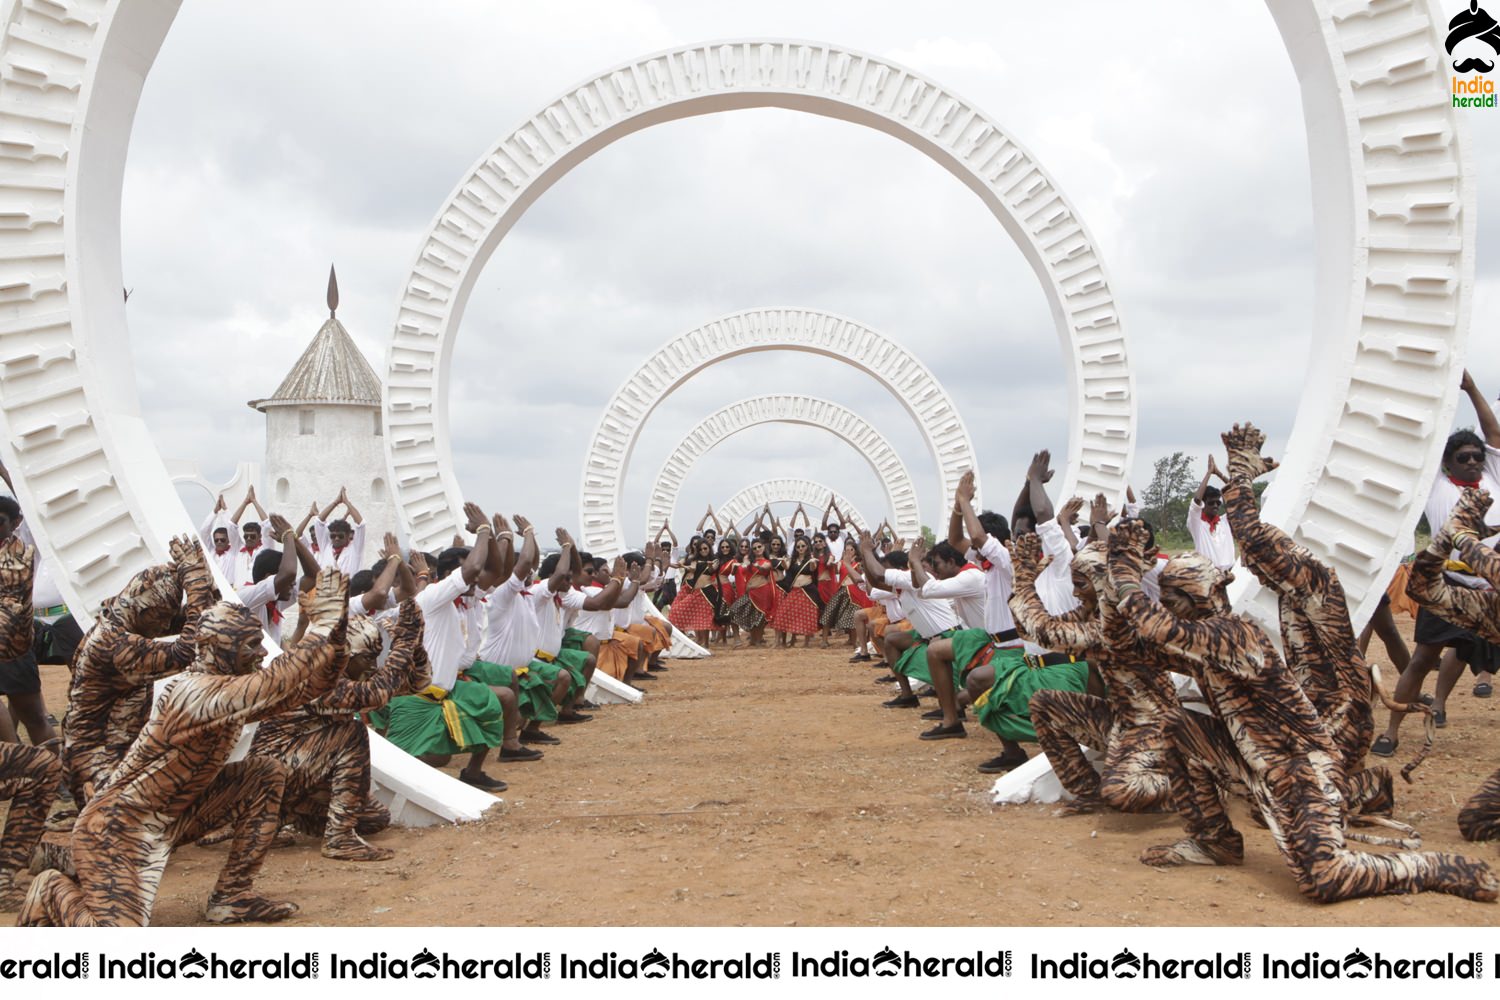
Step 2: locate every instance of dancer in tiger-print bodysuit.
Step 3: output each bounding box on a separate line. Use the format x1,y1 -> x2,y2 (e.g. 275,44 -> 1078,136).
1406,487 -> 1500,842
62,535 -> 218,805
19,567 -> 350,926
1108,521 -> 1497,904
1019,527 -> 1178,815
1219,424 -> 1389,813
250,604 -> 428,861
0,533 -> 62,909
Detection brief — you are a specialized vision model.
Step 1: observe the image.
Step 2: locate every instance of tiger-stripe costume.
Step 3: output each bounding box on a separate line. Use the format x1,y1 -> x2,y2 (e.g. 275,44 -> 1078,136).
19,567 -> 349,927
1221,425 -> 1385,806
1406,487 -> 1500,843
250,604 -> 429,860
0,534 -> 65,909
1014,535 -> 1176,813
62,536 -> 218,805
1111,524 -> 1497,904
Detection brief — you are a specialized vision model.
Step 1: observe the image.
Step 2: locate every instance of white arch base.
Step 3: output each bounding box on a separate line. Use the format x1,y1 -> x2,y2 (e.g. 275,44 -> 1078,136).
646,394 -> 921,542
585,669 -> 645,705
719,479 -> 868,534
388,35 -> 1148,553
578,308 -> 977,559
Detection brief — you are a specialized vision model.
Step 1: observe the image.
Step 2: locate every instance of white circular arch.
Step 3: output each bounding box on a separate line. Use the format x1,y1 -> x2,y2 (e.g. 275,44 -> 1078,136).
718,479 -> 868,536
645,394 -> 921,543
0,1 -> 1475,640
579,308 -> 977,559
383,39 -> 1139,553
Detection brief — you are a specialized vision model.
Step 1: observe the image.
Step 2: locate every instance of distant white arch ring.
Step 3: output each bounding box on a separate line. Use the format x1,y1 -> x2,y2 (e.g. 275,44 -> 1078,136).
718,479 -> 867,536
576,307 -> 981,559
383,38 -> 1140,552
646,394 -> 921,542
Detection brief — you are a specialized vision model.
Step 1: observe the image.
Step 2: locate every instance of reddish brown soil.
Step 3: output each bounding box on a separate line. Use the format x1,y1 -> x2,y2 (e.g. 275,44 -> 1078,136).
6,618 -> 1500,927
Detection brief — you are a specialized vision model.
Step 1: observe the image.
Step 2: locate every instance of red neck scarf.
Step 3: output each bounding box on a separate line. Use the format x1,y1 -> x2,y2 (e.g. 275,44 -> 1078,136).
453,596 -> 468,611
268,604 -> 283,625
958,563 -> 980,574
1449,474 -> 1482,489
241,543 -> 260,554
1201,511 -> 1221,531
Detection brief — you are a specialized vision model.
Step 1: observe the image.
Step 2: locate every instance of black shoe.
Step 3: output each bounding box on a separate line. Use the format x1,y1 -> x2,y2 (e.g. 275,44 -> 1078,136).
556,713 -> 593,724
499,745 -> 544,762
920,707 -> 966,721
977,751 -> 1029,774
1369,735 -> 1398,758
577,700 -> 601,710
882,694 -> 920,708
915,684 -> 936,697
459,770 -> 507,792
521,729 -> 561,745
919,722 -> 967,741
849,652 -> 872,663
874,674 -> 899,685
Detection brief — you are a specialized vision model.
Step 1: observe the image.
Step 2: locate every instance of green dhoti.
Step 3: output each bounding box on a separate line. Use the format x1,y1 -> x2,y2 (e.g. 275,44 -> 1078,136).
562,627 -> 590,652
384,679 -> 506,756
893,627 -> 958,685
465,659 -> 557,722
973,647 -> 1089,742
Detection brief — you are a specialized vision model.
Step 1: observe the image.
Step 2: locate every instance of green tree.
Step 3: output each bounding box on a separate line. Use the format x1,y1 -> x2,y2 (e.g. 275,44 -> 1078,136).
919,524 -> 936,548
1140,451 -> 1197,536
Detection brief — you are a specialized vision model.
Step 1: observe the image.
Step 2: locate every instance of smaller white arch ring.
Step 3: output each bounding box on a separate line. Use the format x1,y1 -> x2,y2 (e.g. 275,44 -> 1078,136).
578,307 -> 981,560
645,394 -> 921,543
718,479 -> 867,534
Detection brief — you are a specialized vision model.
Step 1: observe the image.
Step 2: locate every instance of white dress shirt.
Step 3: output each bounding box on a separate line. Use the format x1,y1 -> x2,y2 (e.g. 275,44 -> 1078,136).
965,534 -> 1017,635
1035,520 -> 1081,616
237,577 -> 293,647
531,585 -> 586,657
415,572 -> 471,690
313,517 -> 367,576
882,568 -> 959,638
918,565 -> 986,631
479,575 -> 539,666
1187,498 -> 1236,571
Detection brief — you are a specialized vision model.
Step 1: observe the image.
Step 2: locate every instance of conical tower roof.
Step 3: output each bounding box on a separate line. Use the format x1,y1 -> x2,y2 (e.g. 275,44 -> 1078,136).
248,266 -> 382,411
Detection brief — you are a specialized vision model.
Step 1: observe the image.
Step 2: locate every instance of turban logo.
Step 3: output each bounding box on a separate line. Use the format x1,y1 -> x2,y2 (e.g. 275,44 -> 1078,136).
1447,0 -> 1500,74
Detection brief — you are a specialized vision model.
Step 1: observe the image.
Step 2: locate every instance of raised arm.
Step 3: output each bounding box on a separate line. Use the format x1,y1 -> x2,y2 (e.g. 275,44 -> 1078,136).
909,536 -> 930,588
1220,423 -> 1325,593
360,553 -> 402,614
1057,495 -> 1084,553
1088,493 -> 1112,547
1025,450 -> 1056,525
230,488 -> 253,526
466,503 -> 507,589
549,529 -> 576,592
821,494 -> 837,531
1462,370 -> 1500,449
950,470 -> 975,550
311,600 -> 426,714
509,514 -> 539,582
295,500 -> 318,540
857,530 -> 887,588
266,514 -> 298,599
339,485 -> 364,526
457,523 -> 490,587
1193,458 -> 1216,504
1408,489 -> 1500,643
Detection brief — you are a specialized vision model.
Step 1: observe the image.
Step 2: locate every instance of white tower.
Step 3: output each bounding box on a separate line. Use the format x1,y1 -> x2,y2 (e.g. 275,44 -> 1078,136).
249,267 -> 395,552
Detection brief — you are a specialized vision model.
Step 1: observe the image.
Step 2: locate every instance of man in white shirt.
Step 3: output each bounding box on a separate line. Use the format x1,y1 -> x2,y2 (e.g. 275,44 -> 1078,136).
581,557 -> 649,685
234,516 -> 313,647
619,545 -> 672,673
228,486 -> 276,589
1187,456 -> 1235,571
381,524 -> 516,791
312,487 -> 367,577
858,532 -> 960,713
922,470 -> 1018,741
197,495 -> 239,582
461,514 -> 568,757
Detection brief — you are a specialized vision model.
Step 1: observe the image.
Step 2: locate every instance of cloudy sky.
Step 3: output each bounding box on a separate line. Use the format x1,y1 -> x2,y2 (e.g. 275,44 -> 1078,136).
122,0 -> 1500,540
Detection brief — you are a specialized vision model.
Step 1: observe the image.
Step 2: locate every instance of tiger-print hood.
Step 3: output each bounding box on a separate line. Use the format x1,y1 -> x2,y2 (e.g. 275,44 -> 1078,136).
1070,545 -> 1103,615
101,564 -> 183,637
189,602 -> 264,675
1158,552 -> 1233,618
346,614 -> 383,672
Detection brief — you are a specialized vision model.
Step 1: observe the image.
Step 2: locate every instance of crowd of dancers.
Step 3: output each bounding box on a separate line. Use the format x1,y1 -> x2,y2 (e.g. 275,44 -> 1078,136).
2,380 -> 1500,923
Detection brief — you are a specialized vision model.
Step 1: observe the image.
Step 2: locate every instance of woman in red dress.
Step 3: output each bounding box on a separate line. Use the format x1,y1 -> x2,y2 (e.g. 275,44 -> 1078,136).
668,537 -> 716,645
767,534 -> 789,646
820,547 -> 865,641
768,536 -> 822,646
728,538 -> 777,646
707,538 -> 738,644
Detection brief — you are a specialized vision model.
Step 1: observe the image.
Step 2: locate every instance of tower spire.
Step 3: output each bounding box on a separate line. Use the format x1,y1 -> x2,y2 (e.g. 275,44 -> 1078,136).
327,264 -> 339,318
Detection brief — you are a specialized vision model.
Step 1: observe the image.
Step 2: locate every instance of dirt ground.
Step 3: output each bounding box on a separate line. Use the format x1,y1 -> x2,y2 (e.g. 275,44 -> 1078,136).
6,616 -> 1500,927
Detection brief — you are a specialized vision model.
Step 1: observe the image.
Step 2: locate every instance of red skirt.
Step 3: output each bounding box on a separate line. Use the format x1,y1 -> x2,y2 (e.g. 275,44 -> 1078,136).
817,577 -> 838,605
849,586 -> 875,609
768,587 -> 821,636
668,588 -> 716,631
747,582 -> 778,615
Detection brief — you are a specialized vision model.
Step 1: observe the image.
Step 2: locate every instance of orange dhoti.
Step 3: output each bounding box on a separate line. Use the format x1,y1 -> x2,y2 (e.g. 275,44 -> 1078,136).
873,616 -> 910,640
596,630 -> 647,681
624,619 -> 671,656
